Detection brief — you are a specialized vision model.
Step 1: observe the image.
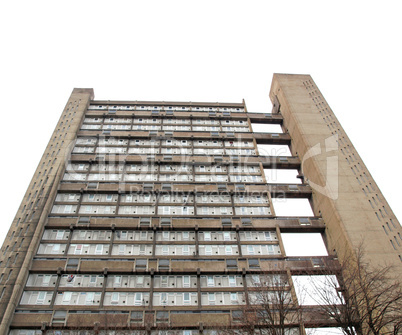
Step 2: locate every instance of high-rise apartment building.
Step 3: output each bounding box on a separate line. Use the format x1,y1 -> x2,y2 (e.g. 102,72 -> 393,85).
0,74 -> 400,335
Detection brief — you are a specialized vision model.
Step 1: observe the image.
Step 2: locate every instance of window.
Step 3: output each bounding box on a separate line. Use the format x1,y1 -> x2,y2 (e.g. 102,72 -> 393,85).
111,292 -> 119,304
86,292 -> 95,305
204,232 -> 211,241
64,205 -> 72,213
252,275 -> 261,284
61,292 -> 71,303
229,276 -> 236,287
42,275 -> 51,286
89,275 -> 97,286
134,293 -> 143,306
137,276 -> 144,287
230,293 -> 238,303
74,244 -> 83,255
207,276 -> 214,287
183,276 -> 190,288
114,276 -> 122,287
52,244 -> 61,253
95,244 -> 103,255
160,292 -> 167,305
56,231 -> 64,240
208,293 -> 215,305
161,276 -> 168,287
183,292 -> 190,304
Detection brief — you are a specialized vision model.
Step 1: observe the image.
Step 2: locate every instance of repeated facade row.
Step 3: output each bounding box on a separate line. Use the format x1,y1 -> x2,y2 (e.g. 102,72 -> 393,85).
88,105 -> 246,112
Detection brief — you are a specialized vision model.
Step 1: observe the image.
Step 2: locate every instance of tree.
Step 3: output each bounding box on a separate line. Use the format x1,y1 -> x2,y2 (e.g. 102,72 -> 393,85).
219,273 -> 301,335
302,247 -> 402,335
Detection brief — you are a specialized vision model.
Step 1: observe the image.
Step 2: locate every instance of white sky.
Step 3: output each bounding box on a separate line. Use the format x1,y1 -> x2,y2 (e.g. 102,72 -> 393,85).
0,1 -> 401,246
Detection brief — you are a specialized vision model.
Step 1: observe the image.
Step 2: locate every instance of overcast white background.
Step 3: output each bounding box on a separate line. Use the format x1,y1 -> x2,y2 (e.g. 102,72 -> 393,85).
0,1 -> 401,247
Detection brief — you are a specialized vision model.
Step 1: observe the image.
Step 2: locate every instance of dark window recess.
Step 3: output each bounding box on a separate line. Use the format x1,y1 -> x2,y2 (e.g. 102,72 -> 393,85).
299,218 -> 311,226
162,184 -> 172,191
236,184 -> 245,191
77,217 -> 90,224
160,218 -> 172,227
241,218 -> 252,226
130,311 -> 143,322
312,258 -> 324,268
232,310 -> 243,320
159,259 -> 170,270
66,258 -> 79,269
87,182 -> 98,189
218,184 -> 227,191
156,311 -> 169,322
135,259 -> 147,270
226,259 -> 238,269
140,218 -> 151,227
222,218 -> 232,226
248,259 -> 260,268
52,310 -> 67,324
143,184 -> 153,191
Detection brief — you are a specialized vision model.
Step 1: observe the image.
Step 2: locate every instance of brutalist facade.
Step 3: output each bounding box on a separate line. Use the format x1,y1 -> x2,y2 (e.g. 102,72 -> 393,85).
0,74 -> 400,335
